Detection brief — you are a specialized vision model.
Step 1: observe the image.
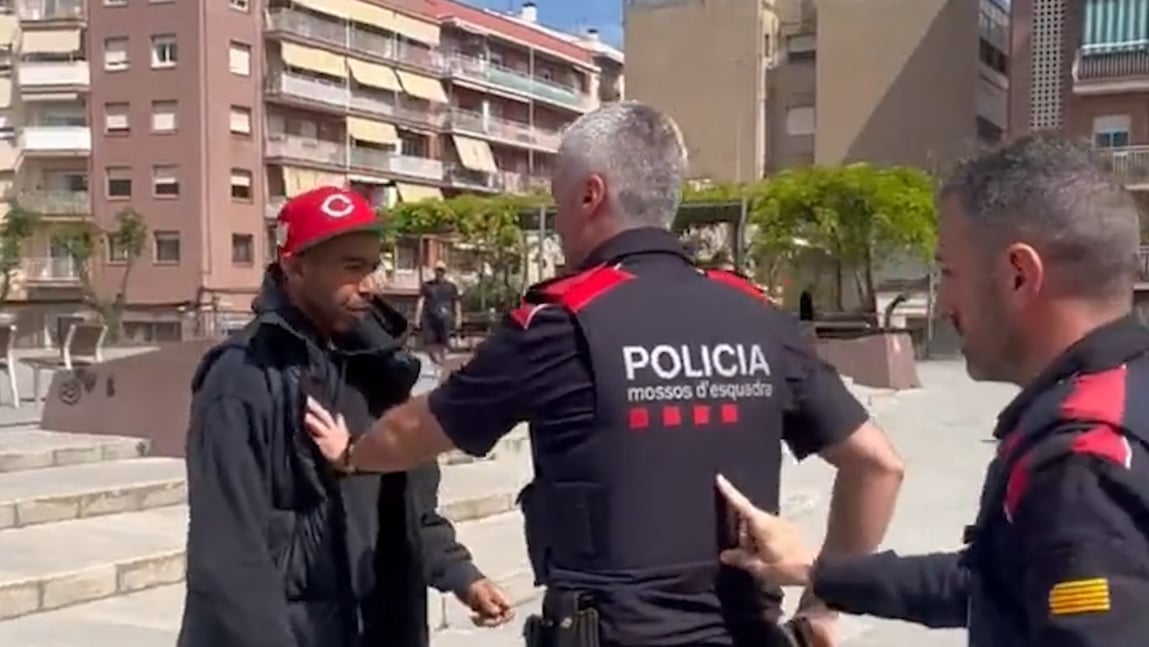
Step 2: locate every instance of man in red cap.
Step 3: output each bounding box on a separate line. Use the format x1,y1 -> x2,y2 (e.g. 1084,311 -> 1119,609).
179,186 -> 510,647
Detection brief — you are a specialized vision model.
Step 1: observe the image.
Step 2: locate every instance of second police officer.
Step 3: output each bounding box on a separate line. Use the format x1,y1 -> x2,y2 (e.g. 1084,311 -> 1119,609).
301,102 -> 907,647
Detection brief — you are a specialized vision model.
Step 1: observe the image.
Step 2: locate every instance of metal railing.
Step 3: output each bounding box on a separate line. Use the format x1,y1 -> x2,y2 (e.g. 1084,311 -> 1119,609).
1074,49 -> 1149,83
266,9 -> 443,75
17,189 -> 89,215
445,107 -> 562,149
266,71 -> 445,129
22,256 -> 79,282
444,164 -> 500,191
264,131 -> 444,182
1097,146 -> 1149,186
443,53 -> 593,111
18,0 -> 83,21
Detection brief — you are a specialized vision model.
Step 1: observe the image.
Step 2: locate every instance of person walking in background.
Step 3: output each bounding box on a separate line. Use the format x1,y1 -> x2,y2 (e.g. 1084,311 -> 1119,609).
416,260 -> 461,374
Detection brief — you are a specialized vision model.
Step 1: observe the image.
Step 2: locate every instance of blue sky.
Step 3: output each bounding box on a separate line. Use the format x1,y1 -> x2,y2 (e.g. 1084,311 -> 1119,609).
462,0 -> 623,47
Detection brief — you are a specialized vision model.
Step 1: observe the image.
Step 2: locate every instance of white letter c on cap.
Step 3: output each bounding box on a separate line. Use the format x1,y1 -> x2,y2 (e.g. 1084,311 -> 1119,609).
320,193 -> 356,219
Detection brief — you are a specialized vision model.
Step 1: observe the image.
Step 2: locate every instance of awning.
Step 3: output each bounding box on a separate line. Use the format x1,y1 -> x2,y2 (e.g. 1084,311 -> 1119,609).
396,70 -> 447,103
347,116 -> 398,144
281,42 -> 347,78
395,182 -> 442,203
0,141 -> 17,172
294,0 -> 349,20
392,12 -> 440,47
282,166 -> 346,195
348,0 -> 393,28
348,173 -> 394,185
0,16 -> 17,45
451,135 -> 497,173
0,79 -> 11,109
21,29 -> 81,54
347,58 -> 401,92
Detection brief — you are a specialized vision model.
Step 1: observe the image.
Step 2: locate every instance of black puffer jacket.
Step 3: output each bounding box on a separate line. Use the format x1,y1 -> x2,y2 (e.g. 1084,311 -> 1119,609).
179,270 -> 429,647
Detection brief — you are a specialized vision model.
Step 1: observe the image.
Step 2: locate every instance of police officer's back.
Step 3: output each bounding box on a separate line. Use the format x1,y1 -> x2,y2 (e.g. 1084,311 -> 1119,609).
298,103 -> 905,647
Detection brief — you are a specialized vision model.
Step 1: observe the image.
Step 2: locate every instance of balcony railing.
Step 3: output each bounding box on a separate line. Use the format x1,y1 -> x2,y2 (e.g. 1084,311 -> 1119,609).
1074,49 -> 1149,85
21,256 -> 79,283
499,171 -> 549,195
17,189 -> 89,215
19,126 -> 91,153
266,72 -> 445,129
1097,146 -> 1149,187
265,132 -> 444,182
18,61 -> 89,88
18,0 -> 84,21
1140,247 -> 1149,284
444,53 -> 593,112
444,164 -> 500,192
445,108 -> 562,150
266,9 -> 443,75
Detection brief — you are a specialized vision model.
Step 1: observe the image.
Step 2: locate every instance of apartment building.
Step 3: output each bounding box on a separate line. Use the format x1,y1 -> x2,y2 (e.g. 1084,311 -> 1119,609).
623,0 -> 1010,183
0,0 -> 613,344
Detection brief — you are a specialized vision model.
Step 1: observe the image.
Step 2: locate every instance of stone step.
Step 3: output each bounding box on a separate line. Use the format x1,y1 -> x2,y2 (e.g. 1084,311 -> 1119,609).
0,457 -> 186,530
436,449 -> 532,523
0,429 -> 148,473
0,506 -> 188,622
0,510 -> 537,645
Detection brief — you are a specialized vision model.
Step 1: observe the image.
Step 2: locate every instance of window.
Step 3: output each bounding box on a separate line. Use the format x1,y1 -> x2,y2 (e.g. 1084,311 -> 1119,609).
153,231 -> 181,264
151,34 -> 177,68
151,101 -> 177,132
228,42 -> 251,76
229,106 -> 251,135
266,223 -> 278,262
230,168 -> 253,200
231,234 -> 254,265
106,234 -> 130,262
786,34 -> 816,62
229,0 -> 250,11
106,166 -> 132,198
785,106 -> 815,136
104,37 -> 129,71
152,165 -> 179,196
1093,115 -> 1131,149
104,102 -> 129,134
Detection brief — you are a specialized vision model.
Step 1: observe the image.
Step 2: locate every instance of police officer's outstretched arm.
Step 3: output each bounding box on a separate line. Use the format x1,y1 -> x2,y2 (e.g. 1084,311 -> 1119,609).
1012,450 -> 1149,646
181,391 -> 294,646
776,314 -> 905,562
307,304 -> 571,472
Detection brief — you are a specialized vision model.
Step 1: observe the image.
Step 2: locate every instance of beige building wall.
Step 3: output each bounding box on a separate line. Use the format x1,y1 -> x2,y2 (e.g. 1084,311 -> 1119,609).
815,0 -> 981,171
624,0 -> 772,182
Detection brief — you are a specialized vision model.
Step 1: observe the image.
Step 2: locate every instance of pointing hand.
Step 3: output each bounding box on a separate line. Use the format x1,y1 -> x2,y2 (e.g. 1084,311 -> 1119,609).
715,473 -> 816,587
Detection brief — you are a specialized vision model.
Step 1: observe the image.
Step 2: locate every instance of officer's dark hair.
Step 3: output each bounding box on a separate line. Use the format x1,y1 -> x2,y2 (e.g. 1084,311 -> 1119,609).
557,101 -> 688,228
939,132 -> 1142,299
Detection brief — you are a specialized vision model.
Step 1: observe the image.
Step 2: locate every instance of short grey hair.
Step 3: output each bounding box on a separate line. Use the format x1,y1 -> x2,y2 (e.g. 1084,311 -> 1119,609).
940,133 -> 1142,298
556,101 -> 689,228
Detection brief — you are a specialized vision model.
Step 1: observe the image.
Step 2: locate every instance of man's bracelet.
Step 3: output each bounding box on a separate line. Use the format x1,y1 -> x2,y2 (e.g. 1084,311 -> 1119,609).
334,438 -> 358,476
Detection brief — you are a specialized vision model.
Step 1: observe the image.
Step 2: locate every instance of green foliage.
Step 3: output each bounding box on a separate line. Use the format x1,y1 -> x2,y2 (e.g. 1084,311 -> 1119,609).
0,201 -> 40,303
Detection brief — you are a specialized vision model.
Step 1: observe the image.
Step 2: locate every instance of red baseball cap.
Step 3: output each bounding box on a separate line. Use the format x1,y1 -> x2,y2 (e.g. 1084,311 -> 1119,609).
275,186 -> 383,258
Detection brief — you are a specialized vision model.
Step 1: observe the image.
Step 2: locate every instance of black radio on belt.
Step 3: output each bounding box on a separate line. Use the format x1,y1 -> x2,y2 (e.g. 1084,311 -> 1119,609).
524,591 -> 600,647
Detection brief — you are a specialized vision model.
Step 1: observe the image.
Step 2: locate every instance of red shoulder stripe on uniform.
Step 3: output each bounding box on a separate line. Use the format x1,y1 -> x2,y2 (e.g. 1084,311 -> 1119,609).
1002,424 -> 1132,522
543,265 -> 635,313
509,302 -> 550,330
704,269 -> 766,301
1059,365 -> 1127,427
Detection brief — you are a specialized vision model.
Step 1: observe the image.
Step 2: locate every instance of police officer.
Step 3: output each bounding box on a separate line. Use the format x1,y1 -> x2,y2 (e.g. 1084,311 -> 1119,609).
302,102 -> 906,647
710,134 -> 1149,647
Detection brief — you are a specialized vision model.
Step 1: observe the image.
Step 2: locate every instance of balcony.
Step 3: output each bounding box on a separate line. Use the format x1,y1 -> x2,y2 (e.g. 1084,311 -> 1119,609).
445,108 -> 562,151
499,171 -> 549,195
1140,246 -> 1149,285
1097,146 -> 1149,189
18,0 -> 84,22
265,9 -> 443,76
265,132 -> 445,183
1073,49 -> 1149,94
17,189 -> 89,216
19,126 -> 90,155
444,54 -> 593,112
350,146 -> 443,182
21,256 -> 79,284
265,72 -> 445,130
444,164 -> 500,192
18,61 -> 89,92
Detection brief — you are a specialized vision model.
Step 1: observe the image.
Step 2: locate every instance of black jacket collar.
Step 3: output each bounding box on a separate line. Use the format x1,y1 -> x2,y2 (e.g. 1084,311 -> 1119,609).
995,315 -> 1149,437
579,227 -> 690,270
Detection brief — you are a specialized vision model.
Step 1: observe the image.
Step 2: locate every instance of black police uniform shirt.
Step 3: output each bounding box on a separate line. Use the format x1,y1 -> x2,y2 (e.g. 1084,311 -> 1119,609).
808,316 -> 1149,647
427,228 -> 869,645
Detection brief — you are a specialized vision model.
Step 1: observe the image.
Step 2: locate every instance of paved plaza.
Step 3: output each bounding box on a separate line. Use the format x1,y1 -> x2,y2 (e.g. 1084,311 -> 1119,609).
0,350 -> 1019,646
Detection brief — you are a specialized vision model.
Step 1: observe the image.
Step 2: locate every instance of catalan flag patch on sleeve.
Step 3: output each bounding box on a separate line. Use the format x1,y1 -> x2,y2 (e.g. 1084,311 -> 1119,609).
1048,578 -> 1111,617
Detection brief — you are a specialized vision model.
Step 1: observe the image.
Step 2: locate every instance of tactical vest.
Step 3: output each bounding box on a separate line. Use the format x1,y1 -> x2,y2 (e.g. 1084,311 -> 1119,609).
963,361 -> 1149,646
515,258 -> 791,644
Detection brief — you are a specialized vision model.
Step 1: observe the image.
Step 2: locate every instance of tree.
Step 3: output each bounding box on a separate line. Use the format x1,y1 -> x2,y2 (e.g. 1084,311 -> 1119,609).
57,207 -> 148,341
0,201 -> 39,304
753,164 -> 936,311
